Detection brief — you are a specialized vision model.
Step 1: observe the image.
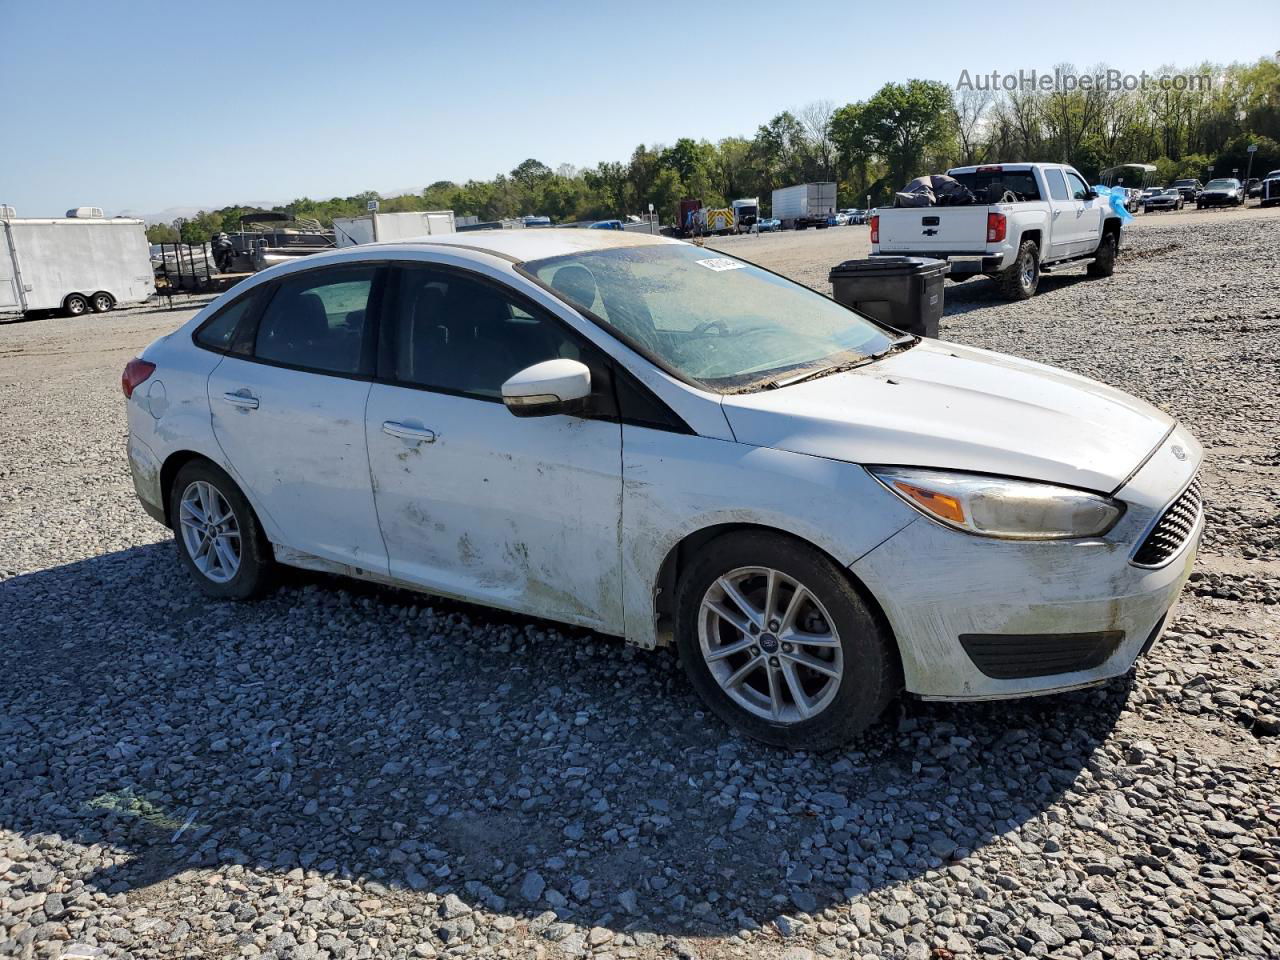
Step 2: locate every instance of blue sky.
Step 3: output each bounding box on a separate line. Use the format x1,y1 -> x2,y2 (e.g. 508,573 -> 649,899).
2,0 -> 1276,217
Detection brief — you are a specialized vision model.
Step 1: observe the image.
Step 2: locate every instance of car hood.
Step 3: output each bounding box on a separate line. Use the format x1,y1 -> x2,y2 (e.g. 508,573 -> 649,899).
721,339 -> 1174,493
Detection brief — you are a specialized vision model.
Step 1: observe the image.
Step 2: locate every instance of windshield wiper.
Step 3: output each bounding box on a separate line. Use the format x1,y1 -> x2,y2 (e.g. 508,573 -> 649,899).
761,336 -> 918,390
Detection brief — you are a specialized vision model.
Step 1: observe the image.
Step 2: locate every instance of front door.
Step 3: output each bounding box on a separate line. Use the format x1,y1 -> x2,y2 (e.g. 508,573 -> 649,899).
208,264 -> 389,575
365,263 -> 624,631
1063,169 -> 1105,257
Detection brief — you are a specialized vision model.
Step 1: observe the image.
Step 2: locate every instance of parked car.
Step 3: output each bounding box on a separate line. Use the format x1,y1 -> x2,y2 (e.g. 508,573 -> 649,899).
1142,188 -> 1183,213
588,220 -> 623,230
1171,179 -> 1203,203
1124,188 -> 1143,213
1245,178 -> 1262,198
1197,178 -> 1244,208
1259,170 -> 1280,207
1138,187 -> 1164,211
845,209 -> 867,225
872,163 -> 1122,300
827,212 -> 850,226
756,217 -> 781,232
123,230 -> 1202,749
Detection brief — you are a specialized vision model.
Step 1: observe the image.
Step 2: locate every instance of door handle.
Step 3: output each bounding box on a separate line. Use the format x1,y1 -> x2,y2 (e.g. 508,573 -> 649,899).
222,391 -> 259,409
1052,210 -> 1061,218
382,421 -> 436,443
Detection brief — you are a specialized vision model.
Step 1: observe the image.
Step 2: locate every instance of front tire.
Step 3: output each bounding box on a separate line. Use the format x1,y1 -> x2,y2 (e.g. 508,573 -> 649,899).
1088,232 -> 1117,277
64,294 -> 89,317
169,460 -> 273,600
996,240 -> 1039,300
675,531 -> 898,750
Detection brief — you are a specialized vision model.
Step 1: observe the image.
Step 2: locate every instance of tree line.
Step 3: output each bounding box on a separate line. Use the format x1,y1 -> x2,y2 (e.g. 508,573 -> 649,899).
148,55 -> 1280,244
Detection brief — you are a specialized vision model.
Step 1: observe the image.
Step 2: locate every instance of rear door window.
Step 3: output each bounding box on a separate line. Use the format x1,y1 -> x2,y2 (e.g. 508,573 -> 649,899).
1045,169 -> 1070,201
254,267 -> 379,375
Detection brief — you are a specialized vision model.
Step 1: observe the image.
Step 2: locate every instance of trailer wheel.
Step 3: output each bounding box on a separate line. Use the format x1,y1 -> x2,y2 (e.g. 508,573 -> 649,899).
91,292 -> 116,313
64,294 -> 89,317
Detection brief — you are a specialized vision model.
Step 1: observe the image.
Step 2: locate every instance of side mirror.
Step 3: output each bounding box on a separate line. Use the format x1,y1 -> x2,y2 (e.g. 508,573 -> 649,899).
1082,189 -> 1097,200
501,359 -> 592,418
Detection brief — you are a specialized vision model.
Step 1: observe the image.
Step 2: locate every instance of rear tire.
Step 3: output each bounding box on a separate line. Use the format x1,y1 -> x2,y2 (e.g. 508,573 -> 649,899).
1087,232 -> 1117,278
169,459 -> 274,600
675,531 -> 898,750
996,240 -> 1039,300
64,294 -> 89,317
91,292 -> 115,313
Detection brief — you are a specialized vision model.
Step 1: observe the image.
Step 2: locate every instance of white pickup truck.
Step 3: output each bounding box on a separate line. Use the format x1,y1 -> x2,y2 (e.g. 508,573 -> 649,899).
870,163 -> 1122,299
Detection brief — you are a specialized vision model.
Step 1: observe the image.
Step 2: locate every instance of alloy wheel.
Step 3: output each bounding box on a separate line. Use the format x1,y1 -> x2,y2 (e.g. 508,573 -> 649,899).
697,566 -> 843,723
178,480 -> 241,583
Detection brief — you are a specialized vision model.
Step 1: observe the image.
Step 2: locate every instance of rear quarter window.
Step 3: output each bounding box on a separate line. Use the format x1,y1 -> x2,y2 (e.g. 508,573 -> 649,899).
193,291 -> 260,352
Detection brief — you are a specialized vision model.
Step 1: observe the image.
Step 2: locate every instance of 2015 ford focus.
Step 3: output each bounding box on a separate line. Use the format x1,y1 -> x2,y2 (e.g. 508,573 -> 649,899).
123,230 -> 1202,749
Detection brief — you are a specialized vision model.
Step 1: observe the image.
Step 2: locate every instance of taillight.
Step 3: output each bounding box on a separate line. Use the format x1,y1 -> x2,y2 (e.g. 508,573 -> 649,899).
986,212 -> 1007,243
122,358 -> 156,399
869,214 -> 879,244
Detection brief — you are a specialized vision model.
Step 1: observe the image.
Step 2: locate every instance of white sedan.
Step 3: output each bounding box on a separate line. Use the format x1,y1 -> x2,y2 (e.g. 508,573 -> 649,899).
123,230 -> 1202,749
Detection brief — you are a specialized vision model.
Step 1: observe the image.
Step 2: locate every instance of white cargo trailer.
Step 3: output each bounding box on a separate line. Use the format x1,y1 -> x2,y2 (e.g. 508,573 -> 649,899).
771,182 -> 837,229
332,210 -> 456,247
0,210 -> 155,317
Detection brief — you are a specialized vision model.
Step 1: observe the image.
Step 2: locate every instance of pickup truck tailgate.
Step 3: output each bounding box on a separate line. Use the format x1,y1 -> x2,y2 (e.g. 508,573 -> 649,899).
877,207 -> 989,252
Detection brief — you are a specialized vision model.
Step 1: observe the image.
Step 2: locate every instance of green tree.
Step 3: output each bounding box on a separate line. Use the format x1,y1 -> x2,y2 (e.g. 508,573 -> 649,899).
855,80 -> 956,188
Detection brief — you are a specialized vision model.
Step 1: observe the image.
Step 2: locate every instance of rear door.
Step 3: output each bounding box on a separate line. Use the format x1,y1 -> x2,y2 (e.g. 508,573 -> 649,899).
364,262 -> 624,631
207,263 -> 390,575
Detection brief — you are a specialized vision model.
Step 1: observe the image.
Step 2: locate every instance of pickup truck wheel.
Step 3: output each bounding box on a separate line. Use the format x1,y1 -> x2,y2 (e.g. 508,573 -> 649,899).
675,531 -> 898,750
1088,233 -> 1117,278
996,240 -> 1039,300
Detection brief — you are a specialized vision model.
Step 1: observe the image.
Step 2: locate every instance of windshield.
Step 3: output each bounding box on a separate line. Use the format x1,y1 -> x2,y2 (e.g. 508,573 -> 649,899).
524,244 -> 898,392
1206,179 -> 1238,188
1174,180 -> 1198,186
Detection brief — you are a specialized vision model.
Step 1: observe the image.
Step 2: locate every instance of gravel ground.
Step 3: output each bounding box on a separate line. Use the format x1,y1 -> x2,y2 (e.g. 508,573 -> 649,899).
1,211 -> 1277,960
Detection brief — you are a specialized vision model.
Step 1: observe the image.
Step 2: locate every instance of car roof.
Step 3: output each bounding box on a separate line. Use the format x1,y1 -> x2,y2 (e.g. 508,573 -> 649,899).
365,227 -> 679,263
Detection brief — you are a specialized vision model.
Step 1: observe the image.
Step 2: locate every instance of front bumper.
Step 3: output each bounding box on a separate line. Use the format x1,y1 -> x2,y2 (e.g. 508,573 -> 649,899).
852,426 -> 1202,700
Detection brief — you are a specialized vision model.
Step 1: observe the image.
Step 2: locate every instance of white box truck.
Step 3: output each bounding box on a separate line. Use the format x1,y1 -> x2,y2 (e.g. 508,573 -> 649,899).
0,208 -> 155,318
771,182 -> 837,230
332,210 -> 456,247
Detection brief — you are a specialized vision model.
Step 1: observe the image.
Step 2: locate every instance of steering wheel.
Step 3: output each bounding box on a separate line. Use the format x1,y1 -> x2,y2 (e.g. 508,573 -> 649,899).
692,319 -> 729,336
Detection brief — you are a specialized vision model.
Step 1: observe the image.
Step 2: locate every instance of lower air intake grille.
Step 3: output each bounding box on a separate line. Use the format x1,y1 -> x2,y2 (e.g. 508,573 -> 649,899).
1133,474 -> 1202,567
958,631 -> 1125,679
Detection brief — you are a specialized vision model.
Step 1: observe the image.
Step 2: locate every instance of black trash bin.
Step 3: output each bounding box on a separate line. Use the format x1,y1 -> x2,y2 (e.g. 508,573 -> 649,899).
828,256 -> 946,338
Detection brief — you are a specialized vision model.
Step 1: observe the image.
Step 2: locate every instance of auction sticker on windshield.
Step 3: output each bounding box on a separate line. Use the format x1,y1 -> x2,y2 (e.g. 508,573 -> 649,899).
695,258 -> 746,272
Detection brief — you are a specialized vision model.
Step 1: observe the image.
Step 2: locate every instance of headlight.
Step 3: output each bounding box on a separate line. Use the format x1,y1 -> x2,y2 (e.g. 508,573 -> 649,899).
870,467 -> 1123,540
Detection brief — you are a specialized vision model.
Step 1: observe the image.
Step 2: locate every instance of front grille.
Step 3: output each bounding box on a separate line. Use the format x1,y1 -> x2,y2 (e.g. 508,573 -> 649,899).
1133,474 -> 1203,567
958,631 -> 1125,679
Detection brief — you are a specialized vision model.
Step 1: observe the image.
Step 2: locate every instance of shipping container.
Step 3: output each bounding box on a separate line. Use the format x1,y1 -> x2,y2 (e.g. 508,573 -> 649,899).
332,210 -> 456,247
